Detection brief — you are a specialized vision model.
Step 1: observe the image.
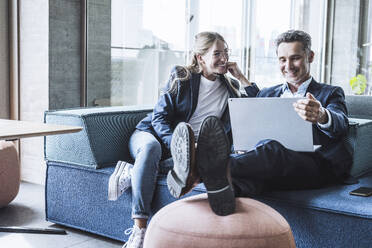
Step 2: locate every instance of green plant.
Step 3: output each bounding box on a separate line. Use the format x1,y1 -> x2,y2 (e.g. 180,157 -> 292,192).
350,74 -> 367,95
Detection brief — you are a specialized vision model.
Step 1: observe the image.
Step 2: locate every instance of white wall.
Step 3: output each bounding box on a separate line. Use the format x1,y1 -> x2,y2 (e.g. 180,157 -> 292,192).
0,0 -> 9,119
19,0 -> 49,184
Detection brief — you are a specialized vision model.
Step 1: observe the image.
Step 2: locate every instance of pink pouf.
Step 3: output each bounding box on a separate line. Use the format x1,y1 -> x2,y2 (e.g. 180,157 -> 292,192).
144,193 -> 295,248
0,141 -> 20,207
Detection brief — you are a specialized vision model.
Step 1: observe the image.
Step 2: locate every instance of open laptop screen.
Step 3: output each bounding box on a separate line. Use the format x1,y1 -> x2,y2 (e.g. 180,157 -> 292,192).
228,97 -> 314,152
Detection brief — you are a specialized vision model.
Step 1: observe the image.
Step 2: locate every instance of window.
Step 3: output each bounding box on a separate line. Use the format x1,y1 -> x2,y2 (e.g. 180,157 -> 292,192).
85,0 -> 371,108
105,0 -> 244,107
188,0 -> 244,72
329,0 -> 370,96
355,0 -> 372,95
249,0 -> 326,87
107,0 -> 186,107
248,0 -> 292,87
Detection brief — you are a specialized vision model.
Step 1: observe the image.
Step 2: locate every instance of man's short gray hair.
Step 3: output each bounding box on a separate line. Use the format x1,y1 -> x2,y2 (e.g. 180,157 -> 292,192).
275,30 -> 312,53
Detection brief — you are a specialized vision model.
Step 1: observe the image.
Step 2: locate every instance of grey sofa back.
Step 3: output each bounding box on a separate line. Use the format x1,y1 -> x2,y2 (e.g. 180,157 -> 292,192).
344,95 -> 372,177
44,95 -> 372,176
44,106 -> 153,169
345,95 -> 372,119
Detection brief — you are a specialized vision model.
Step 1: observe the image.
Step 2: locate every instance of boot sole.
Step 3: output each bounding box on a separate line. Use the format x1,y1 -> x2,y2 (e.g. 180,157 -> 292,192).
167,122 -> 195,198
196,116 -> 235,216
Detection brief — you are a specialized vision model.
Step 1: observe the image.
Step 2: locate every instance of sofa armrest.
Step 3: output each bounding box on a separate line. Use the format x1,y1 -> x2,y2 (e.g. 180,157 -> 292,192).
44,106 -> 152,169
345,118 -> 372,177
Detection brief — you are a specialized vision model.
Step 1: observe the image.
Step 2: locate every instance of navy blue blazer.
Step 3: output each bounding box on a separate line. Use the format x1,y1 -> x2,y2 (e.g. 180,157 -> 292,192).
136,66 -> 241,155
245,79 -> 352,177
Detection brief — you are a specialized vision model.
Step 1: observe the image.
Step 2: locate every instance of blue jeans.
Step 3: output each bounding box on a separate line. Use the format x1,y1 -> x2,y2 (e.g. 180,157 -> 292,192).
128,130 -> 162,219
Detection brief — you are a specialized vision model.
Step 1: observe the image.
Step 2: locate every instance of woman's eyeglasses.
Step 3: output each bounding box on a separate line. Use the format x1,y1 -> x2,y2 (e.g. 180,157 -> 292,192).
212,49 -> 231,59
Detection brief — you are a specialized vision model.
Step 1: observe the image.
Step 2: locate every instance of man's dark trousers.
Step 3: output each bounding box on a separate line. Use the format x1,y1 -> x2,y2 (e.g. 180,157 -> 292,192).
230,139 -> 335,196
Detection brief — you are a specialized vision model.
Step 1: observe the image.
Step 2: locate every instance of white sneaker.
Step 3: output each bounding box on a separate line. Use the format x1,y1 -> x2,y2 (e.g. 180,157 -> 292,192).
122,225 -> 146,248
108,161 -> 133,201
119,162 -> 133,193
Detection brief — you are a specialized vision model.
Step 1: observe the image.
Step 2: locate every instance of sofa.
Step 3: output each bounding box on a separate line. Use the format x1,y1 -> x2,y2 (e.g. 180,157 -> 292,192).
44,95 -> 372,248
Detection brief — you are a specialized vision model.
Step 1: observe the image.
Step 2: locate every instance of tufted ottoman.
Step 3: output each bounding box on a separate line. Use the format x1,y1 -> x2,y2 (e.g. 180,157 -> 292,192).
144,193 -> 295,248
0,141 -> 20,207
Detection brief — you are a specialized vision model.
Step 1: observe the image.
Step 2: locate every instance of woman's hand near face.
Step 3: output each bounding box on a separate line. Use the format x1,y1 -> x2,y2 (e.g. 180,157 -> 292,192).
227,62 -> 251,86
226,62 -> 243,78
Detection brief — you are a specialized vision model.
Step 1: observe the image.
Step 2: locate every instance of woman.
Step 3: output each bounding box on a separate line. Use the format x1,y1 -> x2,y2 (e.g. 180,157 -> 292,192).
109,31 -> 246,248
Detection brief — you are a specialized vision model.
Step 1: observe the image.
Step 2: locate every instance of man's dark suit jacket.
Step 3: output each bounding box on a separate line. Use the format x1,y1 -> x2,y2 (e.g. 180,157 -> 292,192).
245,79 -> 352,178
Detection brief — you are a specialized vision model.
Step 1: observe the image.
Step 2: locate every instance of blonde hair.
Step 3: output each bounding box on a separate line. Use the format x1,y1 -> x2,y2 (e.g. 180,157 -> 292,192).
168,31 -> 241,97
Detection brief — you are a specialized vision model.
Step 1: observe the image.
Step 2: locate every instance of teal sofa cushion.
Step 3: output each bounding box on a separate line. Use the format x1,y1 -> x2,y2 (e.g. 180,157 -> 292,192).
345,118 -> 372,177
344,95 -> 372,177
45,96 -> 372,176
44,106 -> 152,169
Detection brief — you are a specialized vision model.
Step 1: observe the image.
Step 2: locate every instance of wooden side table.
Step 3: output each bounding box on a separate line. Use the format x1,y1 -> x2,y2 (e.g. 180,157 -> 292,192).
0,119 -> 82,234
0,119 -> 82,141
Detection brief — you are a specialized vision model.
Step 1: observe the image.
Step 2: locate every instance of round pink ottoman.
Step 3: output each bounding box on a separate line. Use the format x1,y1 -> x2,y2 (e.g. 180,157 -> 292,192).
0,141 -> 20,207
144,194 -> 295,248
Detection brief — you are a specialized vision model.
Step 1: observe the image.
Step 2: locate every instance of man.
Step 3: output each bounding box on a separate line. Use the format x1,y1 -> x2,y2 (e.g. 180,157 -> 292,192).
167,30 -> 352,216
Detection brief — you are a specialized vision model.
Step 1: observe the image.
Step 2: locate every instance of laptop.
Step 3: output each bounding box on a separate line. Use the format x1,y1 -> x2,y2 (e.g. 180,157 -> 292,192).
228,97 -> 319,152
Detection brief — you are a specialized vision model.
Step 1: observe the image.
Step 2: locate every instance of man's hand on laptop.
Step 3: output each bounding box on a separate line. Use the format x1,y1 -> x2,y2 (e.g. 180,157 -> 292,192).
293,93 -> 328,124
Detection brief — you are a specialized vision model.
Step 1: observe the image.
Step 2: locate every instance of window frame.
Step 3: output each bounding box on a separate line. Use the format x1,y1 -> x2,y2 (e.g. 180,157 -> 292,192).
81,0 -> 372,108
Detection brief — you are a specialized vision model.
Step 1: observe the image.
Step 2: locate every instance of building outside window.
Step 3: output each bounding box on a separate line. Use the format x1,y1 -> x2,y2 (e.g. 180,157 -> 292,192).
85,0 -> 371,108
